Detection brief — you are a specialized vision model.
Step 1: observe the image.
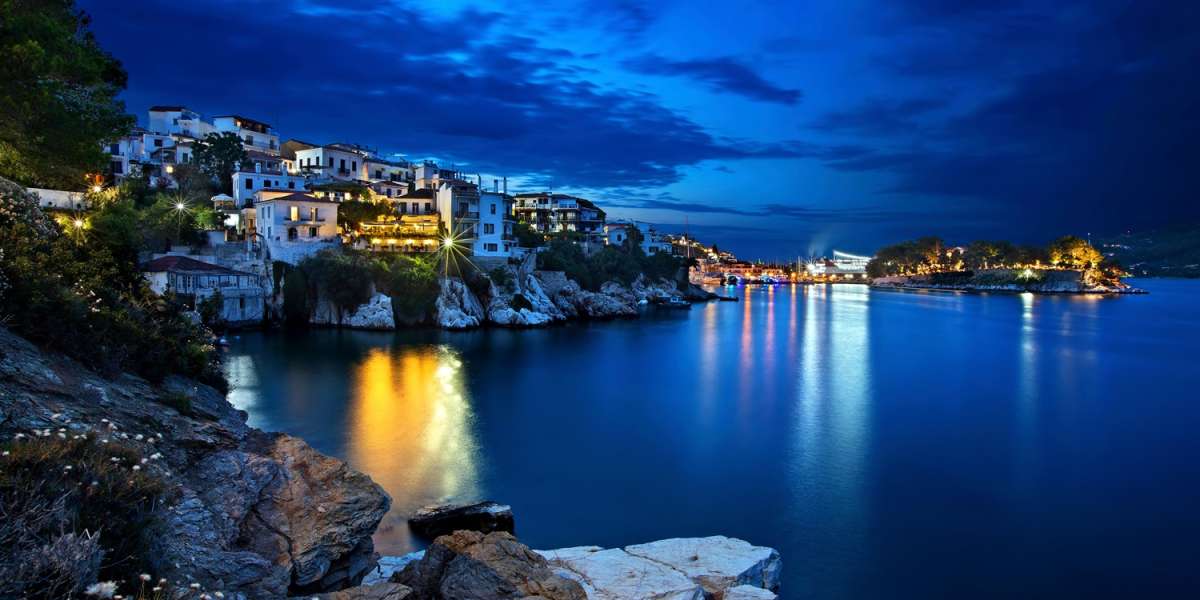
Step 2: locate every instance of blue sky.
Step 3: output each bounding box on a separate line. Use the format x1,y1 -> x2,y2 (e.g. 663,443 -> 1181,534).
81,0 -> 1199,259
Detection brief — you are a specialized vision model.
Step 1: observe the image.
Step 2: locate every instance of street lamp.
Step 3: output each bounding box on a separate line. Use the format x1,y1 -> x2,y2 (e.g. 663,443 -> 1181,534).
73,219 -> 84,229
443,236 -> 454,249
91,185 -> 102,193
175,202 -> 186,211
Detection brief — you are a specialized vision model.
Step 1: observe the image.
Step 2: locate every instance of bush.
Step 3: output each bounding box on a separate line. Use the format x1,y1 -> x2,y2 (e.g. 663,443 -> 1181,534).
537,237 -> 684,291
1,434 -> 172,599
489,267 -> 514,293
372,254 -> 440,323
298,249 -> 374,318
281,267 -> 309,325
0,178 -> 225,390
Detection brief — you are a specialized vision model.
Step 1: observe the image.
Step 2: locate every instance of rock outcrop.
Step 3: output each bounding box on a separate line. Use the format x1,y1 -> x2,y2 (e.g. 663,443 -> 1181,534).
371,535 -> 781,600
486,268 -> 565,327
871,269 -> 1144,294
435,278 -> 486,329
539,536 -> 780,600
0,327 -> 391,599
391,531 -> 587,600
409,501 -> 515,539
535,271 -> 640,319
312,292 -> 396,329
301,581 -> 413,600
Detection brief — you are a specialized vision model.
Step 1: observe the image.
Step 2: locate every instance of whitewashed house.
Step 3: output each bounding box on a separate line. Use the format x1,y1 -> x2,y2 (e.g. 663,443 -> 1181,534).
232,170 -> 308,207
475,191 -> 515,257
253,191 -> 340,264
141,255 -> 265,324
213,115 -> 278,155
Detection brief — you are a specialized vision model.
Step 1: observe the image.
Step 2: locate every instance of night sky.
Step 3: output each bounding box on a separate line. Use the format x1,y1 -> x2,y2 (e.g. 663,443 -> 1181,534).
80,0 -> 1199,259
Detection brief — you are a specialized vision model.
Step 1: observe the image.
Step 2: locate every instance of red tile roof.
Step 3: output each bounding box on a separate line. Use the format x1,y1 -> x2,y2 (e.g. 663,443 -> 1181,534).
141,255 -> 249,275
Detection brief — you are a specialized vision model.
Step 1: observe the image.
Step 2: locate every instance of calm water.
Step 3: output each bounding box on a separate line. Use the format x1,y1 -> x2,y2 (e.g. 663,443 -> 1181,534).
225,279 -> 1200,598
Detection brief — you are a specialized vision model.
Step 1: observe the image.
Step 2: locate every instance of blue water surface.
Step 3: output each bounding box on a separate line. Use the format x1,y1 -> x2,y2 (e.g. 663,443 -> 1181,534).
224,279 -> 1200,598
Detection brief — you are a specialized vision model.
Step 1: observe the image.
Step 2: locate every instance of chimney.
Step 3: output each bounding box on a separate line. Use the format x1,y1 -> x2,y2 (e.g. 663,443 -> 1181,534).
493,178 -> 499,192
503,176 -> 507,194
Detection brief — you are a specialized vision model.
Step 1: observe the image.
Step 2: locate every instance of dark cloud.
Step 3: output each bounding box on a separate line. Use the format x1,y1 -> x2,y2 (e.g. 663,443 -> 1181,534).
80,0 -> 807,190
623,55 -> 802,105
811,97 -> 946,135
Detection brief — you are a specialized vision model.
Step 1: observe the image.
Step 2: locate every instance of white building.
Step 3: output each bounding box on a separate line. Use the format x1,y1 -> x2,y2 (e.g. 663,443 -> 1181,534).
232,170 -> 308,207
141,255 -> 265,324
253,191 -> 340,264
147,106 -> 214,139
28,188 -> 88,211
475,191 -> 515,257
213,115 -> 278,155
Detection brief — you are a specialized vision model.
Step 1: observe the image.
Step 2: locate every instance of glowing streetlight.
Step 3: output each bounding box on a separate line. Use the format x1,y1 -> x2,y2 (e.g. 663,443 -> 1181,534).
73,219 -> 84,229
91,185 -> 102,193
165,165 -> 174,174
175,202 -> 186,211
443,236 -> 454,249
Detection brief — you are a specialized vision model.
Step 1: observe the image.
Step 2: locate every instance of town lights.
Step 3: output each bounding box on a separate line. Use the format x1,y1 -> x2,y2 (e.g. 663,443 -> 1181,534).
443,237 -> 454,248
91,185 -> 102,193
165,165 -> 174,174
175,202 -> 186,211
73,219 -> 84,229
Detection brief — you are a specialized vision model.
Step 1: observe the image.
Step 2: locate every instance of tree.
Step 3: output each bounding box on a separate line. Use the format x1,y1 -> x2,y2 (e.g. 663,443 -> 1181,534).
1048,236 -> 1103,270
198,289 -> 225,328
192,132 -> 247,194
513,221 -> 544,248
0,0 -> 134,188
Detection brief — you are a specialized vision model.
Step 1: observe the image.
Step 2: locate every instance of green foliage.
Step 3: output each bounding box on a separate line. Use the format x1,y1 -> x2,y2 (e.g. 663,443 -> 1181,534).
489,266 -> 514,293
537,237 -> 685,291
281,266 -> 309,325
0,177 -> 224,389
140,193 -> 209,251
372,253 -> 440,323
338,199 -> 390,228
198,289 -> 224,328
192,132 -> 247,194
866,237 -> 950,277
1098,224 -> 1200,277
0,435 -> 173,599
297,249 -> 373,319
0,0 -> 135,188
1047,235 -> 1103,269
513,221 -> 544,248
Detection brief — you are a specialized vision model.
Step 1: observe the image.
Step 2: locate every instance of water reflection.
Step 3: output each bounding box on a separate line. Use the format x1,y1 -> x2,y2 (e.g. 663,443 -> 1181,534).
347,345 -> 480,553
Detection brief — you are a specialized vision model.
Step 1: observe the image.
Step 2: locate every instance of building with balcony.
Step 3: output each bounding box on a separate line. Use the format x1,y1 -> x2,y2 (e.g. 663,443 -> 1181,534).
213,115 -> 278,155
141,255 -> 265,324
476,191 -> 516,257
353,214 -> 442,253
253,191 -> 340,264
147,106 -> 214,139
513,192 -> 606,235
437,180 -> 480,243
396,188 -> 437,216
232,170 -> 308,207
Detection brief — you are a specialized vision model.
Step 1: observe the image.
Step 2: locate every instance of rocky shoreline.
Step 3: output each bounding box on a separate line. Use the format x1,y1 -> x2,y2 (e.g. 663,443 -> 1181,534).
314,257 -> 717,332
1,325 -> 778,599
871,269 -> 1146,294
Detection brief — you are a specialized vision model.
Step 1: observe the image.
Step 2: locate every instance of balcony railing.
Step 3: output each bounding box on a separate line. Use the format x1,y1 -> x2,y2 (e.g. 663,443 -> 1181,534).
454,211 -> 480,220
283,218 -> 326,224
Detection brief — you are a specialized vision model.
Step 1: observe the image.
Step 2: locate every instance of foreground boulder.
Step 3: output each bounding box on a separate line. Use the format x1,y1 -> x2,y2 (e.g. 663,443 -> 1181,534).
539,536 -> 780,600
392,531 -> 586,600
409,501 -> 515,539
0,326 -> 391,598
312,292 -> 396,329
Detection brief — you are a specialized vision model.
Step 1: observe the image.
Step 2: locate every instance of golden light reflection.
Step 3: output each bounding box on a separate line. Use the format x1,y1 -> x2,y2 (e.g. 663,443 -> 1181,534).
347,345 -> 480,553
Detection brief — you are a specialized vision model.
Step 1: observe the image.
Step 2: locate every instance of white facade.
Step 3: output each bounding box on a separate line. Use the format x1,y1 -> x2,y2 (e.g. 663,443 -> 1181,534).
213,115 -> 278,155
28,188 -> 88,211
147,106 -> 214,139
254,191 -> 340,264
232,171 -> 308,206
475,191 -> 515,257
294,145 -> 367,181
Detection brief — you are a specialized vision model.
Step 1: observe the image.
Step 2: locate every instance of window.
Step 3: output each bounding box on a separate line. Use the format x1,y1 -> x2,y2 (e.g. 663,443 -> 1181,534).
154,138 -> 163,147
109,143 -> 119,155
309,227 -> 317,238
484,224 -> 495,234
111,160 -> 123,174
245,178 -> 253,189
386,188 -> 393,197
485,243 -> 498,252
288,181 -> 295,189
340,159 -> 346,169
490,203 -> 497,214
289,206 -> 299,221
328,157 -> 333,167
399,203 -> 407,214
411,202 -> 418,213
245,135 -> 254,145
310,207 -> 318,221
375,169 -> 383,179
351,160 -> 357,171
424,202 -> 431,214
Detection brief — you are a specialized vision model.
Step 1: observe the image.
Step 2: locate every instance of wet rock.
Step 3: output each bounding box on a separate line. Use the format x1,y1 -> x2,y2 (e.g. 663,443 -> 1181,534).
436,278 -> 485,329
409,501 -> 515,539
392,531 -> 586,600
363,552 -> 426,586
486,268 -> 564,327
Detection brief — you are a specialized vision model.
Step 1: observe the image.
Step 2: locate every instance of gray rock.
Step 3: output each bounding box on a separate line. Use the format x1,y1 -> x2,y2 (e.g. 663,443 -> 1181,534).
0,326 -> 391,599
435,278 -> 485,329
624,536 -> 782,596
312,292 -> 396,330
537,546 -> 704,600
363,552 -> 425,586
392,531 -> 586,600
297,581 -> 414,600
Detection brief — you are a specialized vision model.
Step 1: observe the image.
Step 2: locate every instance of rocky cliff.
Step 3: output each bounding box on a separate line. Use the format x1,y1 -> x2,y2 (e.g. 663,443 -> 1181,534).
0,327 -> 390,598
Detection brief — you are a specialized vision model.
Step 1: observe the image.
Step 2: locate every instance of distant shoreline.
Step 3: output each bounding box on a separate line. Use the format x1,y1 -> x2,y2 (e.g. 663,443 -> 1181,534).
870,270 -> 1146,295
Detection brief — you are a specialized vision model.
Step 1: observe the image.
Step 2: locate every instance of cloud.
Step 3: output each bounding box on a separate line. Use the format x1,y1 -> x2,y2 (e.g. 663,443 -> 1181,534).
623,54 -> 802,105
810,97 -> 946,135
82,0 -> 809,191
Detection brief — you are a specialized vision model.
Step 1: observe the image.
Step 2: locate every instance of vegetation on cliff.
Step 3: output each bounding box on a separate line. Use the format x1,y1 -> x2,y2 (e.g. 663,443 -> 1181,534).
537,236 -> 688,291
1099,223 -> 1200,278
280,249 -> 442,325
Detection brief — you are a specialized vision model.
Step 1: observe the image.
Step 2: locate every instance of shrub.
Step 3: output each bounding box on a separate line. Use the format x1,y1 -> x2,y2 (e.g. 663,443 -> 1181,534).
372,254 -> 440,323
282,266 -> 309,325
1,434 -> 172,599
298,249 -> 373,318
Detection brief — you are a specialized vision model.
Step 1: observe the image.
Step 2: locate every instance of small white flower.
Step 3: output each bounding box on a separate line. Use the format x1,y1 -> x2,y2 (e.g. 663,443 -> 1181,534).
110,457 -> 120,462
135,434 -> 144,441
140,573 -> 151,581
101,438 -> 109,444
189,582 -> 201,589
101,418 -> 109,423
51,413 -> 63,420
58,428 -> 66,433
151,452 -> 163,460
85,581 -> 118,598
2,451 -> 9,457
64,465 -> 72,470
141,458 -> 149,464
57,432 -> 66,439
132,465 -> 141,471
91,480 -> 99,486
214,592 -> 225,598
14,433 -> 24,439
152,587 -> 162,593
